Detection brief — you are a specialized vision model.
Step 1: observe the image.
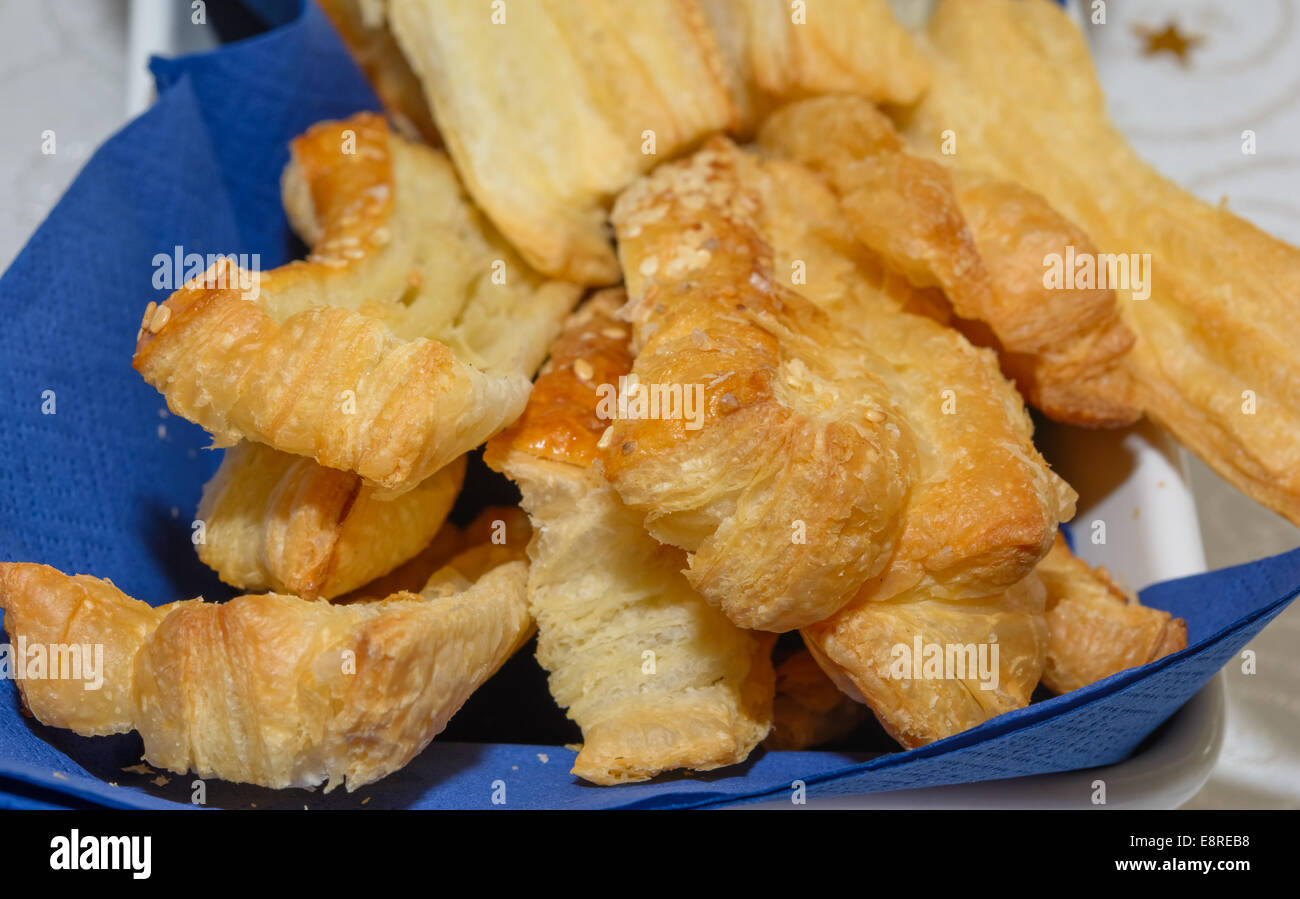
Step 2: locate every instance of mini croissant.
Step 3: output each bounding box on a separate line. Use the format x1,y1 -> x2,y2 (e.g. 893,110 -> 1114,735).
486,290 -> 775,784
1038,534 -> 1187,694
197,442 -> 465,600
699,139 -> 1074,746
759,96 -> 1139,427
605,138 -> 916,633
133,112 -> 579,494
0,544 -> 531,792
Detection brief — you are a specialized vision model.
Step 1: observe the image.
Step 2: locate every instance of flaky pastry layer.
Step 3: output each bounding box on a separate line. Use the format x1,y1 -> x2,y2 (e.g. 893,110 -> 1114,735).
487,291 -> 774,784
0,547 -> 531,791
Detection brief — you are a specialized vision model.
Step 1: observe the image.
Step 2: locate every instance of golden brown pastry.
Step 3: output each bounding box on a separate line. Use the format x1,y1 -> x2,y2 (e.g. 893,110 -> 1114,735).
605,138 -> 916,633
196,442 -> 465,600
704,139 -> 1074,747
486,290 -> 775,785
133,112 -> 580,494
387,0 -> 739,286
0,544 -> 531,791
1038,534 -> 1187,694
696,0 -> 930,128
905,0 -> 1300,522
759,96 -> 1139,427
765,648 -> 868,751
316,0 -> 441,144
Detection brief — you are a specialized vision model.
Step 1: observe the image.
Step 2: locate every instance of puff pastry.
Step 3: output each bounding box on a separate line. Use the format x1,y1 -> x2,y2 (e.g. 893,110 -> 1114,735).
759,96 -> 1139,427
486,290 -> 775,784
0,543 -> 531,791
765,648 -> 868,751
317,0 -> 440,144
197,442 -> 465,600
133,112 -> 579,494
1038,534 -> 1187,695
606,138 -> 916,632
720,141 -> 1074,746
387,0 -> 738,285
906,0 -> 1300,522
696,0 -> 930,128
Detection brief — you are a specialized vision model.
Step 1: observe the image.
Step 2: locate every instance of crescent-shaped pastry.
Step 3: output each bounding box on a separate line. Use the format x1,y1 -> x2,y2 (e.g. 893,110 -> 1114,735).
387,0 -> 739,285
721,141 -> 1074,746
485,290 -> 775,785
1038,534 -> 1187,695
696,0 -> 930,128
759,96 -> 1140,427
906,0 -> 1300,523
605,138 -> 916,633
196,442 -> 465,600
765,648 -> 868,751
0,543 -> 531,791
133,112 -> 580,495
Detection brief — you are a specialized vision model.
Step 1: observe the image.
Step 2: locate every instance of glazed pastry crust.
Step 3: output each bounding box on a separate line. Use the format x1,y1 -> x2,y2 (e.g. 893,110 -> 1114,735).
606,138 -> 916,632
133,113 -> 579,494
197,442 -> 465,600
0,550 -> 531,792
907,0 -> 1300,522
759,96 -> 1140,427
1038,534 -> 1187,694
487,290 -> 775,785
388,0 -> 738,285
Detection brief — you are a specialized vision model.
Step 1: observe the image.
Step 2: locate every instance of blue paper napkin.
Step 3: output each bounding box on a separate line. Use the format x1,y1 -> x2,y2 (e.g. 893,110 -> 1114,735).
1,1 -> 1297,810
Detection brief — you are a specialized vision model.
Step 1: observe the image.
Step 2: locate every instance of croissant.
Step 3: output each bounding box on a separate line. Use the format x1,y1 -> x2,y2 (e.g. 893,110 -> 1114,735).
605,138 -> 916,632
906,0 -> 1300,523
724,140 -> 1074,746
1038,534 -> 1187,694
486,290 -> 775,784
759,96 -> 1140,427
765,648 -> 868,751
196,442 -> 465,600
696,0 -> 930,129
0,543 -> 531,791
133,112 -> 580,494
387,0 -> 739,285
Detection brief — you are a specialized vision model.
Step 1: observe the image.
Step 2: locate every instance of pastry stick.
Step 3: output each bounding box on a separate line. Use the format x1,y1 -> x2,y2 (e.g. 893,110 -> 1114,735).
133,113 -> 580,495
0,544 -> 531,791
732,144 -> 1075,747
387,0 -> 739,285
1038,534 -> 1187,695
759,96 -> 1140,427
605,138 -> 917,632
905,0 -> 1300,523
197,442 -> 465,600
486,290 -> 774,785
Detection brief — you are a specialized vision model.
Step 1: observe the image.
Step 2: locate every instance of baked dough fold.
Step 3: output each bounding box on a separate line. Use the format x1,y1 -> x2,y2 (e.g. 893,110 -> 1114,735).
486,290 -> 774,784
197,442 -> 465,600
0,546 -> 531,791
133,112 -> 579,494
759,96 -> 1139,427
1038,534 -> 1188,695
605,138 -> 916,633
